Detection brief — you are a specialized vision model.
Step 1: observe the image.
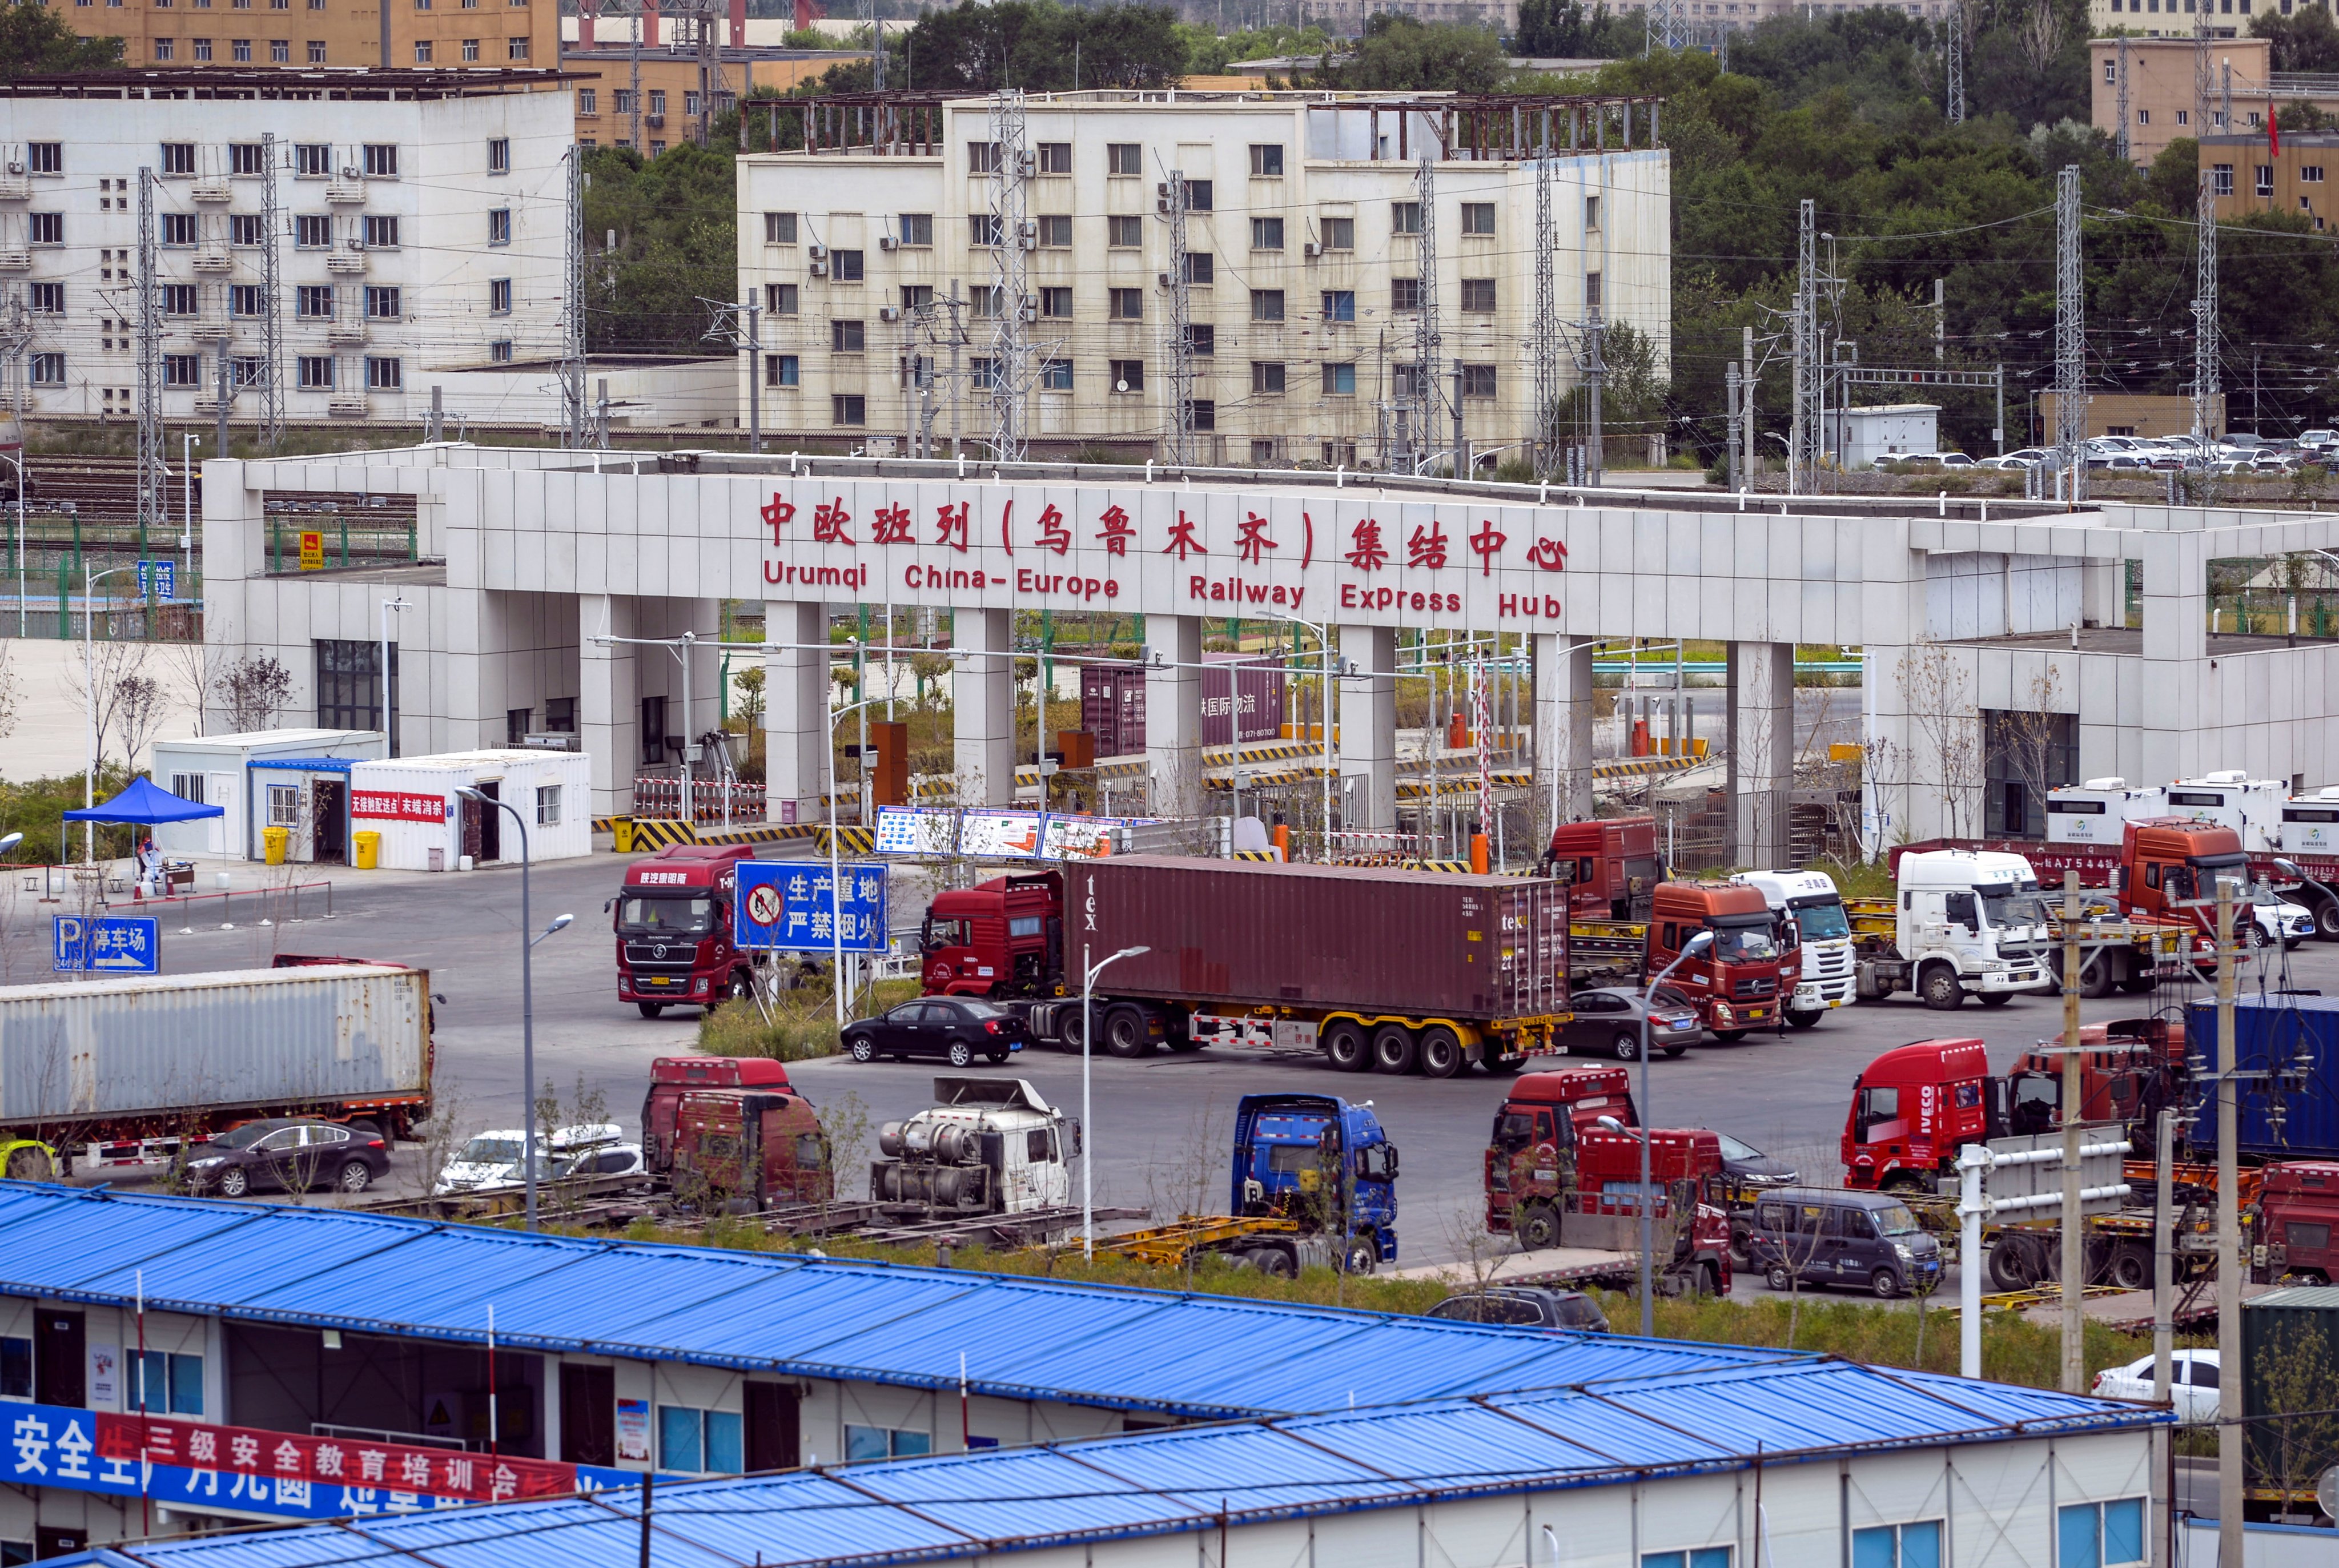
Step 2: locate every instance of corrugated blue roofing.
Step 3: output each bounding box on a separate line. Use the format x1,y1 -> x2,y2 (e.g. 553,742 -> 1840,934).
56,1358 -> 2162,1568
0,1181 -> 1795,1418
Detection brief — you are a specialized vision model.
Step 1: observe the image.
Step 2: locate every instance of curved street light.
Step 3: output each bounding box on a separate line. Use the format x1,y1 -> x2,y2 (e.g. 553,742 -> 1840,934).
1079,943 -> 1150,1261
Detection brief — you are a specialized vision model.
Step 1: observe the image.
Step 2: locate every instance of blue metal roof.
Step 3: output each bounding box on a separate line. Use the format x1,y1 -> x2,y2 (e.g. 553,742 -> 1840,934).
0,1183 -> 1801,1418
52,1359 -> 2161,1568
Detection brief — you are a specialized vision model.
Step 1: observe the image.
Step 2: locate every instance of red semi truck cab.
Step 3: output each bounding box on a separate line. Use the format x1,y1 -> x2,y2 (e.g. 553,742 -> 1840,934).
1647,882 -> 1790,1039
1541,814 -> 1664,919
2121,818 -> 2257,948
612,845 -> 758,1016
641,1054 -> 797,1171
2254,1161 -> 2339,1284
1484,1067 -> 1639,1241
1843,1038 -> 1996,1191
921,872 -> 1065,998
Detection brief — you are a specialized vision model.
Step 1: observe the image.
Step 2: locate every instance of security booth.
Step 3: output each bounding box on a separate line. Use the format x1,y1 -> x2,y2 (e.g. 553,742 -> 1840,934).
247,757 -> 366,866
147,730 -> 383,861
347,749 -> 593,871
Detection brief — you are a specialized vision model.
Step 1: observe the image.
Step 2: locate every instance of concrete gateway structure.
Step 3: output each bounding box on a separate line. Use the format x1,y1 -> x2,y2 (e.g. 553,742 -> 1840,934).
197,443 -> 2339,858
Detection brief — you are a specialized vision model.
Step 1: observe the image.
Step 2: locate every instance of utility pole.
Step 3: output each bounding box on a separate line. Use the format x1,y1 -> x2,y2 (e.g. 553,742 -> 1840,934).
2195,167 -> 2221,465
561,146 -> 588,449
629,13 -> 644,153
1743,323 -> 1757,484
1532,152 -> 1558,479
212,333 -> 229,459
2152,1103 -> 2176,1553
1161,165 -> 1194,465
259,132 -> 283,451
2054,164 -> 2086,503
2060,870 -> 2084,1392
1449,361 -> 1466,481
2116,35 -> 2132,165
2216,879 -> 2242,1568
1584,287 -> 1605,489
1726,363 -> 1742,491
1946,3 -> 1966,124
700,296 -> 762,453
986,88 -> 1029,463
1790,198 -> 1820,493
1933,278 -> 1945,364
134,168 -> 164,550
946,278 -> 965,459
1413,151 -> 1441,475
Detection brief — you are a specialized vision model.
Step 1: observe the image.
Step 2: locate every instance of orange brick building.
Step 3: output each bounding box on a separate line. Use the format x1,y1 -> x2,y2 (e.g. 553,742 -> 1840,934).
46,0 -> 559,71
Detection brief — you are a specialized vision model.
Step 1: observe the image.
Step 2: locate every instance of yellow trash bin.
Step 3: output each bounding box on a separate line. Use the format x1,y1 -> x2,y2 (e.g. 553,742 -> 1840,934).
352,830 -> 381,870
262,825 -> 290,866
612,818 -> 634,854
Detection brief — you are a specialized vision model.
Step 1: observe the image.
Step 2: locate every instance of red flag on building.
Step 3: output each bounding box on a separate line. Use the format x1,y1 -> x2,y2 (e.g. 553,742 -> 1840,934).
2272,111 -> 2282,158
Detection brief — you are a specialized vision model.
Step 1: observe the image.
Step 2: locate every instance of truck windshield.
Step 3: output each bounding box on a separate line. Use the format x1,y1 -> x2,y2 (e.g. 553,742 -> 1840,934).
1706,918 -> 1779,963
618,896 -> 715,935
923,917 -> 970,949
1790,899 -> 1850,940
1975,884 -> 2027,930
1874,1202 -> 1923,1237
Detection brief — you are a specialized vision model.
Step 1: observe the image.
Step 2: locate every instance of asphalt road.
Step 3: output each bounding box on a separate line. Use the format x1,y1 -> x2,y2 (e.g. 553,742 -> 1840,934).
26,845 -> 2338,1273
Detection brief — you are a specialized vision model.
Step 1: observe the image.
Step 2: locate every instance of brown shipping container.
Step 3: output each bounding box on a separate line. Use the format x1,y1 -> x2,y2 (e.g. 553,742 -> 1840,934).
1062,857 -> 1568,1021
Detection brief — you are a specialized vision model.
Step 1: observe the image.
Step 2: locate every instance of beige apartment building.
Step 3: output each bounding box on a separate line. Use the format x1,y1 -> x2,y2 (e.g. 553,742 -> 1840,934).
51,0 -> 558,71
2085,36 -> 2339,168
734,89 -> 1670,466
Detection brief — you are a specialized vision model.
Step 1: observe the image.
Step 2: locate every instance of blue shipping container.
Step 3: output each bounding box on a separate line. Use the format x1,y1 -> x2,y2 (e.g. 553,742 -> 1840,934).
2185,994 -> 2339,1160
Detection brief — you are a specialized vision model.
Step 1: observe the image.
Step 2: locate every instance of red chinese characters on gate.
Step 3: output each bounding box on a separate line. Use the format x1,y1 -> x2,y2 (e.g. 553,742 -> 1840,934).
350,792 -> 447,824
761,488 -> 1124,602
98,1413 -> 582,1505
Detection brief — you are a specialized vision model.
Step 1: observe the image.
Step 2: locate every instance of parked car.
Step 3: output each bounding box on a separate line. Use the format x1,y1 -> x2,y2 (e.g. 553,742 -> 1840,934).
557,1143 -> 648,1180
182,1117 -> 390,1198
844,996 -> 1029,1066
1425,1286 -> 1611,1333
1558,984 -> 1702,1059
2092,1349 -> 2219,1424
1745,1187 -> 1944,1299
1980,453 -> 2043,471
1713,1131 -> 1799,1189
433,1121 -> 621,1197
2256,899 -> 2317,950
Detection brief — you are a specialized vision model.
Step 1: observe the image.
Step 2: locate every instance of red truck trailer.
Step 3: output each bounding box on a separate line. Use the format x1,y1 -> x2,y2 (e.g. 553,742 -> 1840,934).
919,857 -> 1569,1076
639,1055 -> 831,1211
1485,1112 -> 1733,1295
609,843 -> 762,1016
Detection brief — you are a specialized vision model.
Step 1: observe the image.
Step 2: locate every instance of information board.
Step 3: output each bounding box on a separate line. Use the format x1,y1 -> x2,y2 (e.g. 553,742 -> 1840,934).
733,861 -> 889,953
53,915 -> 159,974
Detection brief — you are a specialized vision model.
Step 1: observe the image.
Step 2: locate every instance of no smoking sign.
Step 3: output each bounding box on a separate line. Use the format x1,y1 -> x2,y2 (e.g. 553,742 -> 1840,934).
745,883 -> 783,927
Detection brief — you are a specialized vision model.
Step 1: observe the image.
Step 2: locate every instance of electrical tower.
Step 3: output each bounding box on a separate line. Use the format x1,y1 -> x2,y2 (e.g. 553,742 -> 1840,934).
135,168 -> 165,542
1945,5 -> 1966,124
986,88 -> 1030,463
560,146 -> 589,449
2195,166 -> 2220,457
866,0 -> 885,90
259,132 -> 284,449
0,295 -> 25,423
1412,152 -> 1441,475
1532,155 -> 1560,479
1160,163 -> 1195,465
2196,0 -> 2213,154
2115,36 -> 2131,164
700,296 -> 763,453
1789,197 -> 1822,493
1642,0 -> 1683,51
2054,164 -> 2086,503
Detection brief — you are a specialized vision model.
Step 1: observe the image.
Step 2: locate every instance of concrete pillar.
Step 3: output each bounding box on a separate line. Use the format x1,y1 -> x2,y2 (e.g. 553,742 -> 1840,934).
2139,530 -> 2207,786
953,606 -> 1015,807
1145,613 -> 1203,819
580,593 -> 640,819
1338,623 -> 1397,832
2080,554 -> 2125,629
1533,633 -> 1594,830
765,598 -> 828,822
1727,640 -> 1795,869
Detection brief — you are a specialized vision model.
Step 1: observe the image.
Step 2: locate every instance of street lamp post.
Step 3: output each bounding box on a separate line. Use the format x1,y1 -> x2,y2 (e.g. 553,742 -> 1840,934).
380,598 -> 409,757
823,694 -> 886,1031
1634,930 -> 1712,1336
1267,611 -> 1339,859
1,452 -> 26,640
453,784 -> 571,1232
82,564 -> 134,863
181,435 -> 202,585
1080,942 -> 1150,1260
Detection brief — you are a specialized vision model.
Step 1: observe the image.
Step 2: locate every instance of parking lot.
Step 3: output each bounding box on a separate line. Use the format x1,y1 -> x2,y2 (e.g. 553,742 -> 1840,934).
17,843 -> 2329,1282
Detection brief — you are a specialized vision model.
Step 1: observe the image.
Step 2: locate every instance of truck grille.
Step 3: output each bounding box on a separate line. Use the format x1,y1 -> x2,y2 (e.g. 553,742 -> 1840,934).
1808,944 -> 1854,978
625,939 -> 700,975
1732,976 -> 1778,999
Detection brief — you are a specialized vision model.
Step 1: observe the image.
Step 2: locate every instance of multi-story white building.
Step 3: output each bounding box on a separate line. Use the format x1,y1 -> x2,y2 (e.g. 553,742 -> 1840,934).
735,90 -> 1669,467
0,70 -> 573,426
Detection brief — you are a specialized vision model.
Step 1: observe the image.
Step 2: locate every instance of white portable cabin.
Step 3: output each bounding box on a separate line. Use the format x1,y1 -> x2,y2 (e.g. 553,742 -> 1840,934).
2045,778 -> 2169,846
2283,787 -> 2339,853
345,749 -> 593,870
146,729 -> 386,862
2167,770 -> 2287,851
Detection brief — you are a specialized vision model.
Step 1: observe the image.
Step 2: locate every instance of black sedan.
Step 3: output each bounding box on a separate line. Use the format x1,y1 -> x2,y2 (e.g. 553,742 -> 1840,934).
1714,1131 -> 1799,1191
1425,1286 -> 1610,1333
1558,985 -> 1702,1060
843,997 -> 1027,1066
181,1119 -> 391,1197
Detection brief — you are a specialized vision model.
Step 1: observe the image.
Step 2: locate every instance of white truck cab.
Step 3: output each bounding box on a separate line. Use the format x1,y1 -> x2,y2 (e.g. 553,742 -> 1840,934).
1855,850 -> 2055,1011
2168,771 -> 2286,851
1730,869 -> 1855,1028
2047,778 -> 2168,845
871,1077 -> 1075,1216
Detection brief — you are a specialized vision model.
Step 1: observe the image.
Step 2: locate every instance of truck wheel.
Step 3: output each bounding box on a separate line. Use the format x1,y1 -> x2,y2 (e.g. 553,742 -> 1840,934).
1869,1268 -> 1902,1299
1785,1009 -> 1823,1029
1323,1022 -> 1371,1073
3,1145 -> 53,1181
2317,897 -> 2339,941
947,1040 -> 974,1068
1059,1008 -> 1088,1054
1978,992 -> 2012,1008
1102,1004 -> 1151,1058
1418,1026 -> 1466,1079
1341,1236 -> 1379,1275
1371,1024 -> 1420,1075
1713,1030 -> 1749,1043
2110,1243 -> 2151,1290
2119,976 -> 2159,994
637,1002 -> 666,1019
1920,965 -> 1964,1010
1610,1030 -> 1644,1061
1517,1204 -> 1561,1251
1255,1244 -> 1298,1280
1990,1235 -> 2043,1291
2079,955 -> 2115,999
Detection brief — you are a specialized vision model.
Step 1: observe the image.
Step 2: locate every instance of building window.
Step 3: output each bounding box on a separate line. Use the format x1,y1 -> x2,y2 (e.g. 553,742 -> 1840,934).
1040,359 -> 1072,391
412,39 -> 431,60
1037,141 -> 1071,174
544,697 -> 576,732
2257,164 -> 2274,196
766,353 -> 798,387
1040,286 -> 1071,318
578,87 -> 597,115
1461,277 -> 1496,312
648,90 -> 667,116
299,355 -> 333,388
899,284 -> 932,312
363,143 -> 399,177
231,37 -> 251,59
231,284 -> 265,316
363,215 -> 400,248
1460,202 -> 1496,235
307,39 -> 325,59
2057,1500 -> 2145,1567
2137,108 -> 2149,123
831,249 -> 863,282
162,284 -> 196,315
365,286 -> 402,319
1586,271 -> 1603,310
230,356 -> 264,388
1320,215 -> 1354,251
844,1425 -> 929,1464
1109,359 -> 1143,391
1038,214 -> 1071,247
831,320 -> 864,352
2306,164 -> 2327,182
1322,362 -> 1355,395
1983,709 -> 2075,838
161,214 -> 196,246
1109,287 -> 1143,320
1251,290 -> 1284,322
1184,323 -> 1214,356
26,143 -> 59,174
295,143 -> 330,175
507,35 -> 527,58
132,1352 -> 203,1416
27,283 -> 61,313
535,785 -> 562,827
489,208 -> 511,246
1640,1553 -> 1730,1568
487,138 -> 510,174
1250,361 -> 1285,395
1849,1522 -> 1942,1568
1392,200 -> 1421,235
26,212 -> 60,246
490,340 -> 513,362
268,785 -> 302,827
461,37 -> 477,57
1460,363 -> 1496,397
1182,179 -> 1212,212
765,283 -> 798,315
1183,252 -> 1213,286
153,37 -> 174,57
1107,214 -> 1143,248
163,354 -> 201,387
316,639 -> 393,731
831,394 -> 865,425
969,214 -> 1002,247
2212,163 -> 2234,195
1392,277 -> 1421,312
1107,142 -> 1141,176
897,212 -> 931,246
296,285 -> 333,317
970,356 -> 998,388
1187,398 -> 1215,431
1321,289 -> 1355,323
968,140 -> 1001,174
29,353 -> 63,384
684,91 -> 702,118
1251,216 -> 1284,250
192,37 -> 212,58
1249,143 -> 1284,176
488,279 -> 511,315
231,213 -> 266,244
365,356 -> 402,391
763,211 -> 797,244
969,285 -> 1002,319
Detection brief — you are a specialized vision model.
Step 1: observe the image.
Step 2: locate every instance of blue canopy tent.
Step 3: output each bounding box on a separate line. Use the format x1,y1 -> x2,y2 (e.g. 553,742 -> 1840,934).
61,776 -> 224,870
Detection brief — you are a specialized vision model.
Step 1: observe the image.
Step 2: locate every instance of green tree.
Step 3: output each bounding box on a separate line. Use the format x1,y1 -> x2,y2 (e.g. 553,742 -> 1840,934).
581,143 -> 740,354
891,1 -> 1185,93
2253,2 -> 2339,73
1304,14 -> 1509,93
0,3 -> 124,78
1512,0 -> 1639,58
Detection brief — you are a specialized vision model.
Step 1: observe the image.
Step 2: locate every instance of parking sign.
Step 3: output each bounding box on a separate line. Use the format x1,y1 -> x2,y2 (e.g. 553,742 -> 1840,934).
733,861 -> 889,954
53,916 -> 160,974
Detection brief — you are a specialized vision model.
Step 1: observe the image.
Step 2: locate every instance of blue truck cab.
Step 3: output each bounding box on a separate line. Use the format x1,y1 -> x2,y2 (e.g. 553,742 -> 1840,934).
1232,1093 -> 1400,1267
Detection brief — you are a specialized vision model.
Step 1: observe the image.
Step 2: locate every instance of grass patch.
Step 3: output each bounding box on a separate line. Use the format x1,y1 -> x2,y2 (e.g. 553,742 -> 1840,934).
693,976 -> 927,1060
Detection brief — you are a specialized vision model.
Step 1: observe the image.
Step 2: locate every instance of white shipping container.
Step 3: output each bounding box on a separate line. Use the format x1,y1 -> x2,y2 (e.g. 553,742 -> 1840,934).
2046,778 -> 2168,845
0,964 -> 429,1131
2168,771 -> 2287,852
348,750 -> 593,870
2283,787 -> 2339,853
